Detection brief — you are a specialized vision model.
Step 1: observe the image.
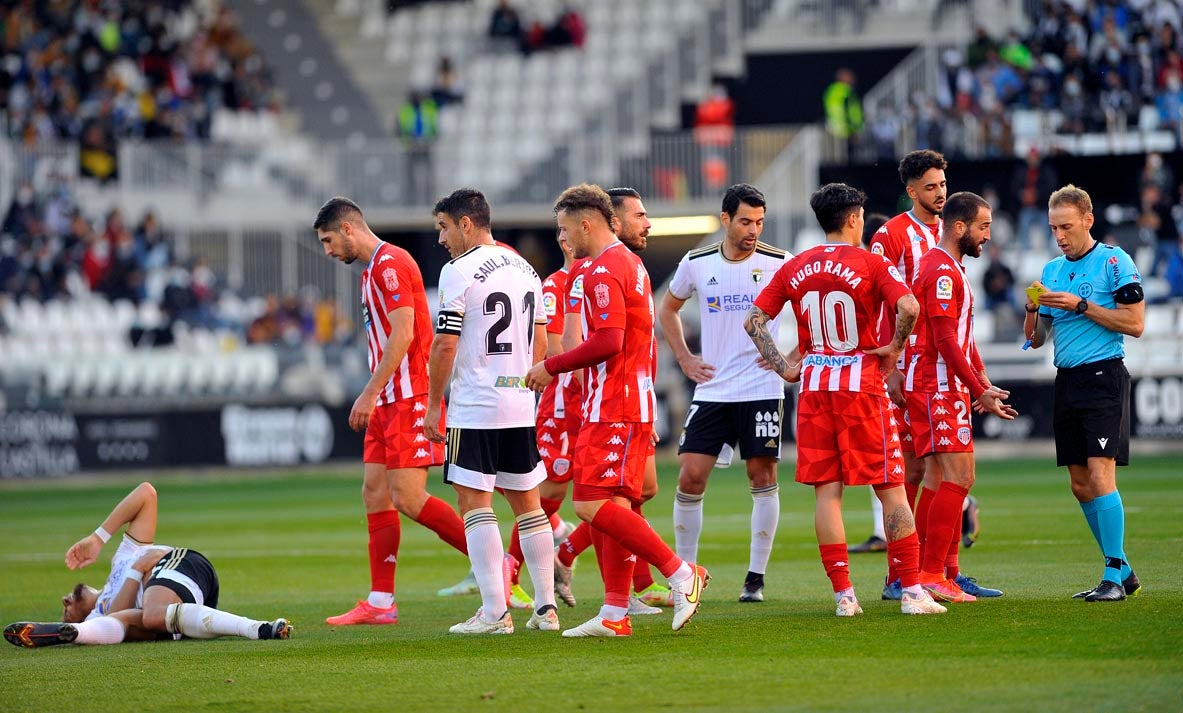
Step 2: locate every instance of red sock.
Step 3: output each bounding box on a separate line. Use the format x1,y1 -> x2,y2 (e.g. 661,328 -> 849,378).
887,531 -> 920,588
905,481 -> 920,511
414,496 -> 468,555
541,496 -> 563,518
818,542 -> 852,593
367,510 -> 400,594
945,536 -> 960,580
629,501 -> 656,591
914,487 -> 937,564
508,523 -> 524,585
557,521 -> 593,567
592,527 -> 634,608
921,482 -> 968,576
590,502 -> 681,578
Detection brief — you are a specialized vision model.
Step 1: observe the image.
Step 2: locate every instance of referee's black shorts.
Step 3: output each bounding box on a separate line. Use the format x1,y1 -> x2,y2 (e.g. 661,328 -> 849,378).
1053,357 -> 1130,467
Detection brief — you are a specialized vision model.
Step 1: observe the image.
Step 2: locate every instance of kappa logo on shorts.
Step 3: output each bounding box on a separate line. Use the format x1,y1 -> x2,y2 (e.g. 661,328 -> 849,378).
932,393 -> 945,401
957,427 -> 971,445
902,433 -> 911,442
540,433 -> 555,443
892,449 -> 902,458
937,437 -> 953,446
608,435 -> 624,446
414,433 -> 427,442
539,447 -> 550,457
610,423 -> 626,429
892,465 -> 904,475
414,448 -> 430,458
934,406 -> 949,416
602,468 -> 618,478
543,418 -> 556,428
935,422 -> 951,432
603,452 -> 620,463
891,432 -> 901,442
413,402 -> 427,411
414,418 -> 424,427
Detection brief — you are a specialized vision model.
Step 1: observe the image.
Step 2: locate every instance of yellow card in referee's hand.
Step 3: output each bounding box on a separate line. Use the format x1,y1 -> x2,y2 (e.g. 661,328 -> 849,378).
1025,281 -> 1047,306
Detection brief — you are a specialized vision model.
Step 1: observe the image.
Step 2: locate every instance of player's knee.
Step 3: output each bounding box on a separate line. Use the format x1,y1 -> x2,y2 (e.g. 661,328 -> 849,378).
573,501 -> 598,522
141,606 -> 168,632
677,471 -> 708,495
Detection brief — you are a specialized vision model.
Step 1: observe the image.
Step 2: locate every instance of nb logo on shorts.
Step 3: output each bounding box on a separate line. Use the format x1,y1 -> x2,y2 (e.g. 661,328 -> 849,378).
754,411 -> 780,439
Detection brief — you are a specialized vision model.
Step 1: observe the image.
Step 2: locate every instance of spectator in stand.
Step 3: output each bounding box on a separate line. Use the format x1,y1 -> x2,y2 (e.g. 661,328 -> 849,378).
966,26 -> 997,68
397,92 -> 438,205
1156,68 -> 1183,138
135,211 -> 172,272
2,183 -> 41,240
823,68 -> 864,159
1100,70 -> 1135,132
1142,183 -> 1181,276
430,57 -> 463,108
1139,152 -> 1176,197
1163,236 -> 1183,300
983,242 -> 1020,338
488,0 -> 524,49
1011,147 -> 1059,250
546,6 -> 586,49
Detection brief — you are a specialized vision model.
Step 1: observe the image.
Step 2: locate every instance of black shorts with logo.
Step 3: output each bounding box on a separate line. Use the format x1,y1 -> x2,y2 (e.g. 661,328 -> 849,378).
145,548 -> 220,608
1054,357 -> 1130,467
444,426 -> 541,480
678,398 -> 783,461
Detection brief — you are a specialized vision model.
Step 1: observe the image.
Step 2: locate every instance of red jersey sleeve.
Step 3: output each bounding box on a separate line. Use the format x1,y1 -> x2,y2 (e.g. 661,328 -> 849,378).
582,266 -> 628,331
542,274 -> 566,336
374,256 -> 416,315
868,224 -> 903,267
871,255 -> 912,314
753,264 -> 793,320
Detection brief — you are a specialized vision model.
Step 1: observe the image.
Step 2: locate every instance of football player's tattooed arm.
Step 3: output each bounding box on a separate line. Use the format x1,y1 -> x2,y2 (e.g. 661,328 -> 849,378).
744,306 -> 794,382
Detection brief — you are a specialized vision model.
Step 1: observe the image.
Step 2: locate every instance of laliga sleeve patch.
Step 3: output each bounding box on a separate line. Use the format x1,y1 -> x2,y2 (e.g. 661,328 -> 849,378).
570,275 -> 584,299
871,243 -> 885,256
594,282 -> 611,309
543,292 -> 557,316
936,275 -> 954,300
887,265 -> 904,283
383,268 -> 399,292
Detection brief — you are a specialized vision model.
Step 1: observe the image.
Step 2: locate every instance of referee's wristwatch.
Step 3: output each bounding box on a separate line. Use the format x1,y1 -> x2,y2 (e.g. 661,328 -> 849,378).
1074,298 -> 1089,315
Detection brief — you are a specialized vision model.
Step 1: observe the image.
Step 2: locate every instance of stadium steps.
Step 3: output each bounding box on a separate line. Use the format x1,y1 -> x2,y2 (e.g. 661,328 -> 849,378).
232,0 -> 388,139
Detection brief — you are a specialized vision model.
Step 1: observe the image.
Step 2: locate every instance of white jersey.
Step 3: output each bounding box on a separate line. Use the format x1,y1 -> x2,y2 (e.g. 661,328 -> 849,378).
436,243 -> 546,429
87,534 -> 168,621
667,240 -> 791,402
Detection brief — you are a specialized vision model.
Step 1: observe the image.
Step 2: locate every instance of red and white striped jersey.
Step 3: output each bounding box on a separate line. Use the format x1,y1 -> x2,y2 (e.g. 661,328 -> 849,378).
537,267 -> 581,422
870,211 -> 941,360
754,242 -> 912,395
360,242 -> 433,405
580,242 -> 657,423
906,246 -> 976,393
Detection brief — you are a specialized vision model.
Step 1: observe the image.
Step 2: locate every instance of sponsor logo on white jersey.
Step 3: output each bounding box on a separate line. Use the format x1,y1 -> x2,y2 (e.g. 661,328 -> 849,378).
707,276 -> 718,285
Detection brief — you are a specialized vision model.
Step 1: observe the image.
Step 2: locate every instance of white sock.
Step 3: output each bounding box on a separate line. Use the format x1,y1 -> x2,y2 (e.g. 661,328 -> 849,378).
516,509 -> 557,611
962,496 -> 971,512
667,561 -> 694,589
599,604 -> 628,621
871,490 -> 886,540
673,489 -> 704,563
903,584 -> 923,597
749,484 -> 780,575
165,603 -> 263,640
73,616 -> 126,645
367,591 -> 394,609
834,587 -> 856,603
463,507 -> 506,621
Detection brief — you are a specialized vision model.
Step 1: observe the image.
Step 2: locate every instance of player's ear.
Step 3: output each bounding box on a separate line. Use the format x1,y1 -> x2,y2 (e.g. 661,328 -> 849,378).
1082,211 -> 1094,230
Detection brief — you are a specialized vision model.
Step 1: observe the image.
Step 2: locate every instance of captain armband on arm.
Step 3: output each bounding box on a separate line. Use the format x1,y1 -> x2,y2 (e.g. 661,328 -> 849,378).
435,310 -> 463,336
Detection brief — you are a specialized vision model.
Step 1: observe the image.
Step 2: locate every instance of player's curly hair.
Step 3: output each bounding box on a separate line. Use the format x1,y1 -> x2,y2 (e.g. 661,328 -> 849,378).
434,188 -> 491,229
554,183 -> 615,227
313,196 -> 363,231
897,150 -> 948,185
810,182 -> 866,234
1048,184 -> 1093,215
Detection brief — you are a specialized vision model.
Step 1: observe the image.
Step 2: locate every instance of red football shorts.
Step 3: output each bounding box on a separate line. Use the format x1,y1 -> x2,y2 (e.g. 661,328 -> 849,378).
364,397 -> 445,469
571,421 -> 652,504
906,390 -> 974,458
889,400 -> 915,455
795,390 -> 904,486
536,412 -> 581,483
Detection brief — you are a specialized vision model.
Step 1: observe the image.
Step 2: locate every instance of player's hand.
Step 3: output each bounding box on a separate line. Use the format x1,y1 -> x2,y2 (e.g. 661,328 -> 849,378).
1033,291 -> 1080,312
424,403 -> 445,443
65,534 -> 103,570
349,389 -> 377,432
885,369 -> 906,408
975,387 -> 1017,420
525,361 -> 554,392
678,355 -> 716,384
864,343 -> 903,377
133,549 -> 167,575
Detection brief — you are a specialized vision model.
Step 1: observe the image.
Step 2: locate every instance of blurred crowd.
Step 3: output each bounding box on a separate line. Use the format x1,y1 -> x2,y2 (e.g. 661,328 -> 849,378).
0,179 -> 351,348
862,0 -> 1183,161
1,0 -> 279,179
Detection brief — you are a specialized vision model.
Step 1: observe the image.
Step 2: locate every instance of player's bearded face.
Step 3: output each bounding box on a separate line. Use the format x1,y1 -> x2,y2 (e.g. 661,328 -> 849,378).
616,198 -> 650,252
910,168 -> 947,217
318,228 -> 355,264
62,583 -> 97,623
436,214 -> 465,257
957,210 -> 991,258
726,203 -> 765,252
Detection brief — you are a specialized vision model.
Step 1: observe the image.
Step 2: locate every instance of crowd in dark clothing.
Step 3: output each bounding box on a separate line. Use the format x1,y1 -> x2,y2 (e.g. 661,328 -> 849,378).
1,0 -> 279,180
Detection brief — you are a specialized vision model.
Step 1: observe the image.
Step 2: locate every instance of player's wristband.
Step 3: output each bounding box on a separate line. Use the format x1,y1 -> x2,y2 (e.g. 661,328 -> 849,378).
94,526 -> 112,544
124,570 -> 143,583
1024,304 -> 1039,313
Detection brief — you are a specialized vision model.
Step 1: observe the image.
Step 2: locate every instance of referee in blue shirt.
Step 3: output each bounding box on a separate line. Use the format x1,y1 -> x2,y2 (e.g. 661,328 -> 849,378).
1024,185 -> 1145,602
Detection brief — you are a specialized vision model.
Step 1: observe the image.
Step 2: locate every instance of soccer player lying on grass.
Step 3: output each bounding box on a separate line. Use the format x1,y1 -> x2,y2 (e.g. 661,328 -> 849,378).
4,482 -> 291,648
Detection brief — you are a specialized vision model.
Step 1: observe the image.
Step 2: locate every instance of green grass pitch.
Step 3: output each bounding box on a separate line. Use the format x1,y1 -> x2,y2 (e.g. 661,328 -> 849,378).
1,456 -> 1180,712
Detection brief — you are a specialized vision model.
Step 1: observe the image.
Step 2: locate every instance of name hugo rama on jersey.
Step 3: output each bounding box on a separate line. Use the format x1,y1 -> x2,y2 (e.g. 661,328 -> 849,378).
788,258 -> 864,291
